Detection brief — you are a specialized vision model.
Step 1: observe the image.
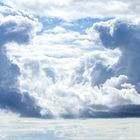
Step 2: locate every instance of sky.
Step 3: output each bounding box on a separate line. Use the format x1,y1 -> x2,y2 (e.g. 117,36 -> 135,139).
1,0 -> 140,118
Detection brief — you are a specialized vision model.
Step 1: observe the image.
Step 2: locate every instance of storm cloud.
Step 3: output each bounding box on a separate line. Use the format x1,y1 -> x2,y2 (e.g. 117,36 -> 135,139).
1,2 -> 140,119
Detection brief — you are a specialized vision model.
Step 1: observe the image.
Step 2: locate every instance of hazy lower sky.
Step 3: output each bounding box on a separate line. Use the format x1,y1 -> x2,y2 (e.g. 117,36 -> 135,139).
0,0 -> 140,118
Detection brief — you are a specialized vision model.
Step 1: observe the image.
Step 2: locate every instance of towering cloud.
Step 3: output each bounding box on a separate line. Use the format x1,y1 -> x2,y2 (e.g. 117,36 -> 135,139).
94,19 -> 140,90
0,5 -> 42,117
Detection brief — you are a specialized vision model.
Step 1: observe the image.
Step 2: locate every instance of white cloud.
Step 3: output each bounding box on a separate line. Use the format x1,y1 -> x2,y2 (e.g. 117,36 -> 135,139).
5,0 -> 140,21
3,18 -> 120,118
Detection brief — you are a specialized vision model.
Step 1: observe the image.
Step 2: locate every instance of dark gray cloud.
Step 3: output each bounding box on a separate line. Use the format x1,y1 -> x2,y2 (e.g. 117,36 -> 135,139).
80,104 -> 140,118
0,13 -> 34,89
94,19 -> 140,89
56,103 -> 140,118
0,6 -> 42,117
90,62 -> 113,86
0,88 -> 41,117
0,17 -> 34,46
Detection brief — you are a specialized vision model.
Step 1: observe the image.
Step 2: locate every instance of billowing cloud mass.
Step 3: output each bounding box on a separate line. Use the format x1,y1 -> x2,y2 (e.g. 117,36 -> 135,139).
94,19 -> 140,90
0,1 -> 140,118
0,5 -> 42,117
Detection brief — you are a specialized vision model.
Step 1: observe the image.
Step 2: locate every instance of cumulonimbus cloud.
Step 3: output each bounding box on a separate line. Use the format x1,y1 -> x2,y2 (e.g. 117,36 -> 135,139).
1,2 -> 140,118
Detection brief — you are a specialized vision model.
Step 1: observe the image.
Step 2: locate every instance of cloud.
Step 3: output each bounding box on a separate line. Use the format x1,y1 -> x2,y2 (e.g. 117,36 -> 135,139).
1,3 -> 140,118
79,75 -> 140,118
5,15 -> 140,118
0,89 -> 41,117
0,14 -> 36,89
5,0 -> 140,21
0,5 -> 42,117
94,18 -> 140,90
